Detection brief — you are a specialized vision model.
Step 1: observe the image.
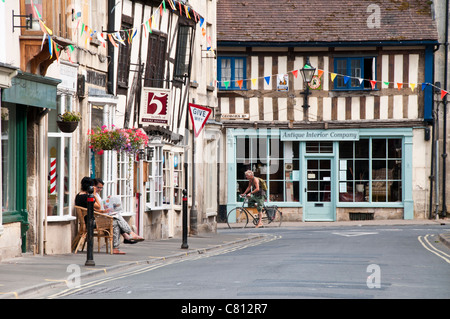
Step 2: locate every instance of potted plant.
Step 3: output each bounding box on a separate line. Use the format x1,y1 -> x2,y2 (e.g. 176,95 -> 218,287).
57,111 -> 81,133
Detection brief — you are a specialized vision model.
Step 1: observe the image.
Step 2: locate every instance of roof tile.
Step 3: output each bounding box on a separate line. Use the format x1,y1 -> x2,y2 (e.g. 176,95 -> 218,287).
217,0 -> 438,44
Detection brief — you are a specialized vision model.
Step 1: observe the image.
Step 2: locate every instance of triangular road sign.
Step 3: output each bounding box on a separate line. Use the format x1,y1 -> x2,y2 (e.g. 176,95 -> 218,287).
189,103 -> 212,137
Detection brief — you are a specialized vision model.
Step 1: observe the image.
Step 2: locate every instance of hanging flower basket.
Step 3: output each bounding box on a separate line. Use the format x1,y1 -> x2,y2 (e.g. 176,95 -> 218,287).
57,120 -> 79,133
88,125 -> 148,155
57,111 -> 81,133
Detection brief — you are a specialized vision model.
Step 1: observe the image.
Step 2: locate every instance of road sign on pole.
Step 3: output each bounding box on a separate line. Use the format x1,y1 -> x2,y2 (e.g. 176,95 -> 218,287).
188,103 -> 212,137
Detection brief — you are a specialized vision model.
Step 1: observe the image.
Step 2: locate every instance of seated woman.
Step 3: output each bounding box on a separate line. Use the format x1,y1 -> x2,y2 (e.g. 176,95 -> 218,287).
75,177 -> 143,255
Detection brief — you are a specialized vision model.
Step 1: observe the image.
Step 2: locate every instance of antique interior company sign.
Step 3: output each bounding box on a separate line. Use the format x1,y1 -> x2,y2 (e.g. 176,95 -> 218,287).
139,88 -> 171,126
280,129 -> 360,141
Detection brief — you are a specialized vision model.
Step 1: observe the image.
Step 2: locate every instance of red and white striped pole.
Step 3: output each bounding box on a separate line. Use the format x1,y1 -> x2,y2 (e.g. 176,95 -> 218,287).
50,158 -> 57,194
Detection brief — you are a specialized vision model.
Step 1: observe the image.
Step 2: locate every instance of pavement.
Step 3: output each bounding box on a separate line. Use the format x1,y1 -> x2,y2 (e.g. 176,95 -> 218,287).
0,218 -> 449,299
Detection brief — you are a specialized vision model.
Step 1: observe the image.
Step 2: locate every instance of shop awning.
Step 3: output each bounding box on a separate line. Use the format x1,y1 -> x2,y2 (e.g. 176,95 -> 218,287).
1,71 -> 61,109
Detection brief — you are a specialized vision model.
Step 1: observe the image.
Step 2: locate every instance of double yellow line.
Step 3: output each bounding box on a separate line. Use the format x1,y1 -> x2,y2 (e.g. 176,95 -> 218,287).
418,234 -> 450,264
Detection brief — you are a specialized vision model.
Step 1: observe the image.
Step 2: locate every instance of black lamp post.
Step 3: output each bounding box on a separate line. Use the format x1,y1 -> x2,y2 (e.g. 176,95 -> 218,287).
300,57 -> 316,109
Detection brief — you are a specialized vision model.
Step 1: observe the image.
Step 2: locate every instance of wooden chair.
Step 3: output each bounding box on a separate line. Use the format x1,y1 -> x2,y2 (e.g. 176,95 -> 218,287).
93,212 -> 114,254
72,206 -> 114,255
72,206 -> 88,253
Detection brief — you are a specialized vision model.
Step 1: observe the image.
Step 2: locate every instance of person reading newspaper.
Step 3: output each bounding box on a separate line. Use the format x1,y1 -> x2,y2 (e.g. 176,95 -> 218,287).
93,178 -> 144,254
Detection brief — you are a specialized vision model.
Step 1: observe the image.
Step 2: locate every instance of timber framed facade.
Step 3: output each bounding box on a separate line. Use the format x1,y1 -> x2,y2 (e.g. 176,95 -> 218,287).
115,0 -> 218,238
217,0 -> 439,222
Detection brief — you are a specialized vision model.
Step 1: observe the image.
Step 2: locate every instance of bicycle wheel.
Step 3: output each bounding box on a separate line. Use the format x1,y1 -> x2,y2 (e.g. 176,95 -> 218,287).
274,207 -> 283,226
266,206 -> 282,227
227,207 -> 249,229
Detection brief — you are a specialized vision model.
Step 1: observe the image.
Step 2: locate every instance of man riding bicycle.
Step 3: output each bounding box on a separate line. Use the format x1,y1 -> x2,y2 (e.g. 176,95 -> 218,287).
241,170 -> 266,228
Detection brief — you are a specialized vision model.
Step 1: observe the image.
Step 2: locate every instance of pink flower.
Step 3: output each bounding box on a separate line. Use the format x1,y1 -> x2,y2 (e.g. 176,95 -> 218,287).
97,150 -> 104,155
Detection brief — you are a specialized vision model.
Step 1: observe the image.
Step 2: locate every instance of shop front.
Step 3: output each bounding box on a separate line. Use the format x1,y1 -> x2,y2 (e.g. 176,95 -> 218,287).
1,71 -> 61,256
226,127 -> 415,222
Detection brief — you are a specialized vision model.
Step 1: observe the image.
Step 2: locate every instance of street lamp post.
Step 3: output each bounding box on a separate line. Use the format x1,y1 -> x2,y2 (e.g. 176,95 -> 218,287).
300,57 -> 316,109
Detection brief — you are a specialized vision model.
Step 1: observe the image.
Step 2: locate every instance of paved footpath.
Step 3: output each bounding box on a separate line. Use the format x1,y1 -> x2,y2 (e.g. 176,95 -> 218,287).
0,219 -> 448,299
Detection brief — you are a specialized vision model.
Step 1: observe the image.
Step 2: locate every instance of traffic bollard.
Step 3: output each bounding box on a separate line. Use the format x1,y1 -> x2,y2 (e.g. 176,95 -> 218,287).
85,186 -> 95,266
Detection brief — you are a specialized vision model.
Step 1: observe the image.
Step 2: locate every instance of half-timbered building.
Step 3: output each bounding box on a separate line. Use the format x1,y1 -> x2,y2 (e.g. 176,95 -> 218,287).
217,0 -> 439,222
114,0 -> 218,239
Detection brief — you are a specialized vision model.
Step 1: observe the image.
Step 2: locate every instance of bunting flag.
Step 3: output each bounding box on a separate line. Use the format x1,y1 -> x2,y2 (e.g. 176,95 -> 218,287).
108,34 -> 118,48
25,0 -> 204,67
48,34 -> 52,58
330,73 -> 337,82
167,0 -> 176,10
216,62 -> 450,99
39,20 -> 53,35
97,32 -> 107,47
53,40 -> 60,62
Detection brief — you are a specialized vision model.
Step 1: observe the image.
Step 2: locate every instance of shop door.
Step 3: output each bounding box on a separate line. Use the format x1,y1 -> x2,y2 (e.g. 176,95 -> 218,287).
304,158 -> 335,221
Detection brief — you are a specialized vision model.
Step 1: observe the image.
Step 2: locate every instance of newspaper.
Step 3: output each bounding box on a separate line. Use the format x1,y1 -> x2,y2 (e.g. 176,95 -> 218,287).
103,195 -> 123,216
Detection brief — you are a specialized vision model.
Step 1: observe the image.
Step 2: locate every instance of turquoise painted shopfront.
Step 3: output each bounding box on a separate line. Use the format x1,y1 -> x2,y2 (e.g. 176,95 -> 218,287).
1,72 -> 60,252
226,127 -> 414,222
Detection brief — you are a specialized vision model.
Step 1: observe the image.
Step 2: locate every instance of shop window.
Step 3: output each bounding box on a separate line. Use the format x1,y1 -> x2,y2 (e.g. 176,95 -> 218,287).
90,104 -> 113,188
47,94 -> 74,217
1,106 -> 17,213
235,135 -> 299,203
145,146 -> 163,210
217,57 -> 246,90
162,150 -> 184,206
163,150 -> 171,205
334,57 -> 376,90
338,138 -> 402,203
117,153 -> 133,214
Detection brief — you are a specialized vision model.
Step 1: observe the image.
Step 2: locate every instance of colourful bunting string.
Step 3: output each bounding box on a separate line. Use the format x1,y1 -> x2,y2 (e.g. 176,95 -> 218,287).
216,63 -> 449,99
20,0 -> 204,67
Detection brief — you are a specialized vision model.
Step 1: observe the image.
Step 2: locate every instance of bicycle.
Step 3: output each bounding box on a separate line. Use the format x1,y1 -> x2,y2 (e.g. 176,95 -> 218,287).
226,195 -> 283,229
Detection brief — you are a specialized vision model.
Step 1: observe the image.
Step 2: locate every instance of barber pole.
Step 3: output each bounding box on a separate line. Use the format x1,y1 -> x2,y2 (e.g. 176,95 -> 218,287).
50,157 -> 57,194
